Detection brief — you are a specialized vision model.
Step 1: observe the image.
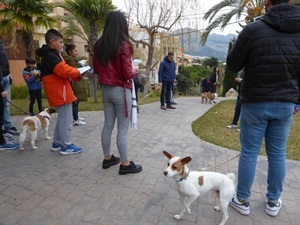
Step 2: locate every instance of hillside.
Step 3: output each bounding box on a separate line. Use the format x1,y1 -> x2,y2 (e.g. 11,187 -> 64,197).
173,28 -> 237,61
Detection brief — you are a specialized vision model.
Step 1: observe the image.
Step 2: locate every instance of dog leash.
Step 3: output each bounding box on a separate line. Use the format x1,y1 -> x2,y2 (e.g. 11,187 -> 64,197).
141,87 -> 160,99
198,153 -> 240,171
5,98 -> 31,115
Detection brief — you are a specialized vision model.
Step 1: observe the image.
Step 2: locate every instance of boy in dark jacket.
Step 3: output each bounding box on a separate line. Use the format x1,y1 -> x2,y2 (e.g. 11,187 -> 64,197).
23,57 -> 42,115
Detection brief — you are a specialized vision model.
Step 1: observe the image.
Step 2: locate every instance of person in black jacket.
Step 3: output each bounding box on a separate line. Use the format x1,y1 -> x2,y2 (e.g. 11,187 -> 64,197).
0,37 -> 20,136
226,0 -> 300,217
0,82 -> 19,150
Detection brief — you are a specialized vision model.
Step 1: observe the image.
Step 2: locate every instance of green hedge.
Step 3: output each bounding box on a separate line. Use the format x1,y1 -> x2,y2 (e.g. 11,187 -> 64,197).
11,85 -> 47,99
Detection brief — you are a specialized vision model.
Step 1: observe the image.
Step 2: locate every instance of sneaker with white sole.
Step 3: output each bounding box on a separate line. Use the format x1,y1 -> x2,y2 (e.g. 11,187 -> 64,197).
266,199 -> 282,217
227,124 -> 237,129
73,120 -> 86,126
60,144 -> 82,155
51,142 -> 61,151
0,140 -> 19,150
229,196 -> 250,215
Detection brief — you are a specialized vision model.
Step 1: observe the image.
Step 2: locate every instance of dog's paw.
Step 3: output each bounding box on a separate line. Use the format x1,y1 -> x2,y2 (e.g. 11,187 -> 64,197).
46,137 -> 51,140
173,215 -> 181,220
186,207 -> 191,214
214,206 -> 220,211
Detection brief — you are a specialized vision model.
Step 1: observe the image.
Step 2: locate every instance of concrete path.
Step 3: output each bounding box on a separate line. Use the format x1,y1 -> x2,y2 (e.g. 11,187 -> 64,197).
0,97 -> 299,225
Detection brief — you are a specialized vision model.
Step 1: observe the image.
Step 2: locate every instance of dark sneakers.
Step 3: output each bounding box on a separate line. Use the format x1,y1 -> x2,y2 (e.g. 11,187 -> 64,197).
102,155 -> 121,169
166,105 -> 176,109
119,161 -> 142,175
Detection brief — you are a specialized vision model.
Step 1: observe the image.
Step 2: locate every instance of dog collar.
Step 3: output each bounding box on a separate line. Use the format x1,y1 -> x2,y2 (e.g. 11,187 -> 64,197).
176,169 -> 190,182
43,116 -> 50,120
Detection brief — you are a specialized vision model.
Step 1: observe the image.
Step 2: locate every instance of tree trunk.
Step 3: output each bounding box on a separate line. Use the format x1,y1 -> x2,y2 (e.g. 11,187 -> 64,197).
23,32 -> 33,57
143,33 -> 155,97
89,22 -> 99,102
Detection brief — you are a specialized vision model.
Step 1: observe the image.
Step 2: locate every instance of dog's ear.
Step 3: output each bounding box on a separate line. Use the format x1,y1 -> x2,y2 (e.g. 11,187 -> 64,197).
181,156 -> 191,165
48,107 -> 56,114
163,151 -> 173,159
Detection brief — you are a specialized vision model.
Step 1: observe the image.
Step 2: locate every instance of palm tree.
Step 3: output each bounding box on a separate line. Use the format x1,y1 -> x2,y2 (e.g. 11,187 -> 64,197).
55,0 -> 115,102
56,0 -> 115,59
0,0 -> 57,57
201,0 -> 264,45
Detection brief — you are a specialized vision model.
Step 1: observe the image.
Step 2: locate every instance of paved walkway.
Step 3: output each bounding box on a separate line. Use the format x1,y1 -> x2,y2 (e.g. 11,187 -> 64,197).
0,97 -> 299,225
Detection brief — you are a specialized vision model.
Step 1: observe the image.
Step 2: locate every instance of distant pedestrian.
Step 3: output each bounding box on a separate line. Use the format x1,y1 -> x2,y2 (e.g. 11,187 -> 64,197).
226,71 -> 243,129
201,76 -> 209,93
158,52 -> 176,110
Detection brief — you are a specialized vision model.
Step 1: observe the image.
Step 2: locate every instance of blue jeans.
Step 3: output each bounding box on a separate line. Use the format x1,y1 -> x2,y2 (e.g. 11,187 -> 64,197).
2,76 -> 13,130
237,101 -> 294,202
160,81 -> 173,106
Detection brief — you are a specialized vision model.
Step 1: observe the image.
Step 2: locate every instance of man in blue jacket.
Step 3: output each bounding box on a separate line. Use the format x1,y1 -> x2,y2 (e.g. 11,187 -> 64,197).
158,52 -> 176,110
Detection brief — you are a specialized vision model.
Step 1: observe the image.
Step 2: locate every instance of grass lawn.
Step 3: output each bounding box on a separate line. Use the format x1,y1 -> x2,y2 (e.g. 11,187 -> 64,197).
9,95 -> 299,161
192,99 -> 300,161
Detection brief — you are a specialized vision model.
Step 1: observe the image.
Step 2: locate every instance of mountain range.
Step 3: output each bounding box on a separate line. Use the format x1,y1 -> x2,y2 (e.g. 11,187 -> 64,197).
173,28 -> 237,61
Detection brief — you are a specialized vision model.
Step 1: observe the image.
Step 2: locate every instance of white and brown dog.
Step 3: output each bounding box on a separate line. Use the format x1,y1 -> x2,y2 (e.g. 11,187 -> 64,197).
163,150 -> 235,225
19,107 -> 56,150
201,92 -> 217,104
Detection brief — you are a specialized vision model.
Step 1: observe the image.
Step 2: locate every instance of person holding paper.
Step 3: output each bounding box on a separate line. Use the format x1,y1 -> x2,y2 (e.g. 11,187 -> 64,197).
36,29 -> 83,155
93,11 -> 142,175
62,43 -> 87,126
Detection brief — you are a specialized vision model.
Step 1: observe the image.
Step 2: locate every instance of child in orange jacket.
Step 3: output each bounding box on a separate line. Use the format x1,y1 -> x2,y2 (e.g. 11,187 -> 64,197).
36,29 -> 83,155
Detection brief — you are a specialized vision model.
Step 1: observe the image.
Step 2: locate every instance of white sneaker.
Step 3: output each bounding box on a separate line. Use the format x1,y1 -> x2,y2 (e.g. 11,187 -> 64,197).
266,199 -> 282,217
229,196 -> 250,215
79,117 -> 85,121
73,120 -> 86,126
226,124 -> 237,129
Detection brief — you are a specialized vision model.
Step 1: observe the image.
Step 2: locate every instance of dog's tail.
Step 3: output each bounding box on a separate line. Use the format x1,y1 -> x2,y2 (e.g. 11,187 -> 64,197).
226,173 -> 235,185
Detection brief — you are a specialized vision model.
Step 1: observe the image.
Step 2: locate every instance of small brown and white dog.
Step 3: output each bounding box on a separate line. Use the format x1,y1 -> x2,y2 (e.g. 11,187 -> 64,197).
201,92 -> 217,104
163,150 -> 235,225
19,107 -> 56,150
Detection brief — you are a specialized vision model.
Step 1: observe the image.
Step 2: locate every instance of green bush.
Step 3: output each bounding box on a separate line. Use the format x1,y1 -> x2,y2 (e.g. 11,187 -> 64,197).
11,85 -> 29,99
11,85 -> 47,99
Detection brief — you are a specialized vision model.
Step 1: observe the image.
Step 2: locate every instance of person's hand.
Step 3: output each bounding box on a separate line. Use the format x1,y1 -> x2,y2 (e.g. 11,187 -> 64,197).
157,83 -> 162,90
1,90 -> 8,98
81,71 -> 88,78
235,77 -> 242,83
294,104 -> 300,114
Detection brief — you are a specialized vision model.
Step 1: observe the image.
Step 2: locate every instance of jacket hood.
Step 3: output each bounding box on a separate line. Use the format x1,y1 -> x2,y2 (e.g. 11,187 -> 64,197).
164,55 -> 171,63
260,4 -> 300,33
36,44 -> 58,57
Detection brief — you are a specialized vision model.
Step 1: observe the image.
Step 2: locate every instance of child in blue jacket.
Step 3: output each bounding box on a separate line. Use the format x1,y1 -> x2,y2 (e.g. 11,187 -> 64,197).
23,57 -> 42,115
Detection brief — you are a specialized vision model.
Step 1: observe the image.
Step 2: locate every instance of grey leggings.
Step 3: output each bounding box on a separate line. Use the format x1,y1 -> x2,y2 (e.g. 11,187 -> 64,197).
101,85 -> 132,162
